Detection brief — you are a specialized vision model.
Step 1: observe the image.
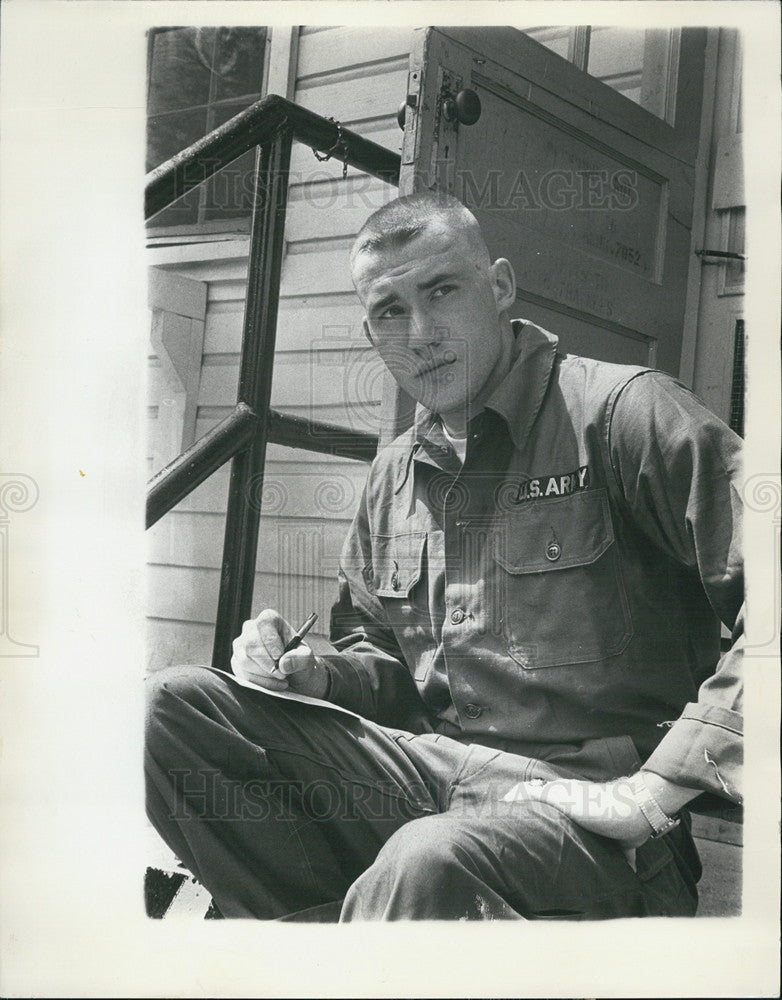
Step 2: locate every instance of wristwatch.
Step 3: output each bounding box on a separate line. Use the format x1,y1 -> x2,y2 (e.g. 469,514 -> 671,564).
628,771 -> 681,838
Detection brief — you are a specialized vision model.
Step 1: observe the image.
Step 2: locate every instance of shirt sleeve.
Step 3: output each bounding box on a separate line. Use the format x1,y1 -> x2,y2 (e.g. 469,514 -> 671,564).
320,482 -> 434,731
608,372 -> 744,803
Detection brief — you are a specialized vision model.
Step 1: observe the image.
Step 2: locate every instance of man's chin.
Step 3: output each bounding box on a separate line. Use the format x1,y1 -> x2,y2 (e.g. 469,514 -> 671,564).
410,384 -> 465,412
425,398 -> 466,424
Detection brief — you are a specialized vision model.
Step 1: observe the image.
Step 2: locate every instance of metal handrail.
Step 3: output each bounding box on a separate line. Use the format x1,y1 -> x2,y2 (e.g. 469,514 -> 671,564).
146,94 -> 400,220
146,407 -> 379,529
146,95 -> 401,668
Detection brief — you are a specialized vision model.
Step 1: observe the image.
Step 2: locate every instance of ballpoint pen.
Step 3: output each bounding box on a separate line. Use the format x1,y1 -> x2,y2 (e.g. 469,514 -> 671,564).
274,612 -> 318,672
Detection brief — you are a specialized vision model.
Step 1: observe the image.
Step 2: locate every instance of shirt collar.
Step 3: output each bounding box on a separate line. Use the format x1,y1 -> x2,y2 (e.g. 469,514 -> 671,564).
483,319 -> 559,449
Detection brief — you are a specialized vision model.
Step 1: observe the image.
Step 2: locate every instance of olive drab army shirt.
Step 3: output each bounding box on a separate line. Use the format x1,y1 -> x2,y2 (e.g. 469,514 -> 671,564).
324,320 -> 744,803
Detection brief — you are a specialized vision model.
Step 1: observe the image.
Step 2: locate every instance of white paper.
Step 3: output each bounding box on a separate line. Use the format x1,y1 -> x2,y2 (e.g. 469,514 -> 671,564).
210,666 -> 362,718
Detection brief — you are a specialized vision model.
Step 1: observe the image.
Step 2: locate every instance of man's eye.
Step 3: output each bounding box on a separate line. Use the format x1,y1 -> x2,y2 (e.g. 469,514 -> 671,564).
431,284 -> 456,300
377,305 -> 406,319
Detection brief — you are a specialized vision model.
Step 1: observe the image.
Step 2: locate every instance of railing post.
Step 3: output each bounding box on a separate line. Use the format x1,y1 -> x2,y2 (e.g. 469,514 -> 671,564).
211,128 -> 293,670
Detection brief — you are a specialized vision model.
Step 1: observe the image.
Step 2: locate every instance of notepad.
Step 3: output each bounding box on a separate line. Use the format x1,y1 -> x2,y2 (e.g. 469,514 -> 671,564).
210,667 -> 361,719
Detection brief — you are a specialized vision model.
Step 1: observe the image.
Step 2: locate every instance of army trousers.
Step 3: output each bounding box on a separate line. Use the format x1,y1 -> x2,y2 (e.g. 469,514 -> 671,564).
145,665 -> 701,921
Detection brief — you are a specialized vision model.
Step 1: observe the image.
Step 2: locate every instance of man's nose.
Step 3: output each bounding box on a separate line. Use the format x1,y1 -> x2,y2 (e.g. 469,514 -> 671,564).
408,312 -> 449,354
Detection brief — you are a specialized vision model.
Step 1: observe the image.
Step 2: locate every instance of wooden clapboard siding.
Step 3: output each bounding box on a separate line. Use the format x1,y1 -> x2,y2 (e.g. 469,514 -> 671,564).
148,566 -> 343,635
205,296 -> 365,354
296,26 -> 413,81
285,178 -> 399,240
282,246 -> 357,297
147,28 -> 408,667
148,510 -> 354,569
160,455 -> 369,521
295,66 -> 408,124
147,619 -> 216,673
196,347 -> 381,408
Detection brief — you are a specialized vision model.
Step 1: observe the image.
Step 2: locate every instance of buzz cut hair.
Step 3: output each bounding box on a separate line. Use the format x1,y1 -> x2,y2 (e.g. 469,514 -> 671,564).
349,189 -> 490,274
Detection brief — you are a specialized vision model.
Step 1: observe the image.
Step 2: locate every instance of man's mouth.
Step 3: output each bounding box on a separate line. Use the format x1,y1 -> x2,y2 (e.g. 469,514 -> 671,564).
415,354 -> 457,377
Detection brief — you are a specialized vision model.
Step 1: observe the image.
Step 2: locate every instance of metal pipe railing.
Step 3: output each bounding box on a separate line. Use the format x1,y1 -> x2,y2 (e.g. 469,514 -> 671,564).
146,403 -> 258,529
267,411 -> 378,463
211,133 -> 292,665
147,406 -> 379,530
146,95 -> 399,669
147,405 -> 380,529
146,94 -> 400,221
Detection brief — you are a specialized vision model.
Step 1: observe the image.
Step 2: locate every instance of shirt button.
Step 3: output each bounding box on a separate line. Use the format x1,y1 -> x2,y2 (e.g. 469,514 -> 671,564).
450,608 -> 466,624
464,703 -> 483,719
545,541 -> 562,562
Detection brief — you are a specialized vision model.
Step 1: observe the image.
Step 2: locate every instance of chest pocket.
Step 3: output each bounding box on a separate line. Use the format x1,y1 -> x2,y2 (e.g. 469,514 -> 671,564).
369,531 -> 431,675
493,489 -> 632,669
371,531 -> 427,598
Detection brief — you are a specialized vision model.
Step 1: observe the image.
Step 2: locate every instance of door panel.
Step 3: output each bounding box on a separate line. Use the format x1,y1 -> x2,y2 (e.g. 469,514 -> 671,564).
385,26 -> 705,442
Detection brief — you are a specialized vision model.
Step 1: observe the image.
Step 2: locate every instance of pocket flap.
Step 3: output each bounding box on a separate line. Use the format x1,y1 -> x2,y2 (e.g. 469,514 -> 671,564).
494,489 -> 614,574
372,532 -> 427,598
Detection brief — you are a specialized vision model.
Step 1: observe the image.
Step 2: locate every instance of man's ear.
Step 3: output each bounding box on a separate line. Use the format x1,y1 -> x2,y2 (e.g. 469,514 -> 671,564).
489,258 -> 517,313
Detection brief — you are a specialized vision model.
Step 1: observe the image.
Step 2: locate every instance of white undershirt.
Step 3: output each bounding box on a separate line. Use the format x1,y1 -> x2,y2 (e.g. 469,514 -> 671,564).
441,423 -> 468,464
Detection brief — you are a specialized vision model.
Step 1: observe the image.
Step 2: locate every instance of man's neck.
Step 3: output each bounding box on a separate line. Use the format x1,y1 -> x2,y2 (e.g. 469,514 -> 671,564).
441,321 -> 516,437
441,413 -> 468,437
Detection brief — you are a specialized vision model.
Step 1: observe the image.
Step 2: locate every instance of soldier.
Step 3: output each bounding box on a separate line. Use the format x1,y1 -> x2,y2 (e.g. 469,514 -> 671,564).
146,191 -> 742,920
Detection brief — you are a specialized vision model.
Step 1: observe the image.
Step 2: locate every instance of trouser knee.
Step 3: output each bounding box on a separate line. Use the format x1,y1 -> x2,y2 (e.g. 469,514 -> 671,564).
146,663 -> 217,704
341,814 -> 504,920
344,815 -> 462,905
144,664 -> 260,776
145,665 -> 212,742
380,816 -> 461,884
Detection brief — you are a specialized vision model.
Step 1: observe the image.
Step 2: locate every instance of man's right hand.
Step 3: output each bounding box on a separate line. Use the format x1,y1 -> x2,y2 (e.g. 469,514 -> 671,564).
231,609 -> 329,699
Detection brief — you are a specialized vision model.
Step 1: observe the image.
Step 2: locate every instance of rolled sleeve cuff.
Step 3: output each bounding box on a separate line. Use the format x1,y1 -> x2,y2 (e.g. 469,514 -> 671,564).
321,652 -> 374,717
644,702 -> 743,803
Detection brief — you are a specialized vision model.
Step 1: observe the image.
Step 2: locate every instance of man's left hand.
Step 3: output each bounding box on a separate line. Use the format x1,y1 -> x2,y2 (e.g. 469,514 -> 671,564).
504,770 -> 702,869
503,776 -> 654,849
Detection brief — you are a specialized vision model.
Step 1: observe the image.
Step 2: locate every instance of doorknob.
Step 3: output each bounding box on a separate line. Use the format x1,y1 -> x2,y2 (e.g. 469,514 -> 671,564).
442,89 -> 482,126
398,88 -> 481,129
397,94 -> 418,129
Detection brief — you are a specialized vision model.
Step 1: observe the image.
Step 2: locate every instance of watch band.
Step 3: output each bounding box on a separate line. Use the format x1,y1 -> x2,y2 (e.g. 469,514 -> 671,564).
628,772 -> 680,838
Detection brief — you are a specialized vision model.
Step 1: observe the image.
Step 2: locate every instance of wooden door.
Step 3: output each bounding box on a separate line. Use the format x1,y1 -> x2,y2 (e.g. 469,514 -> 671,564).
384,26 -> 706,441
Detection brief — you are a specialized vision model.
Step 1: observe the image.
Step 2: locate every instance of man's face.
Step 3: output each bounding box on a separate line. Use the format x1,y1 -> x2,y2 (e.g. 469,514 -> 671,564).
352,220 -> 515,426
